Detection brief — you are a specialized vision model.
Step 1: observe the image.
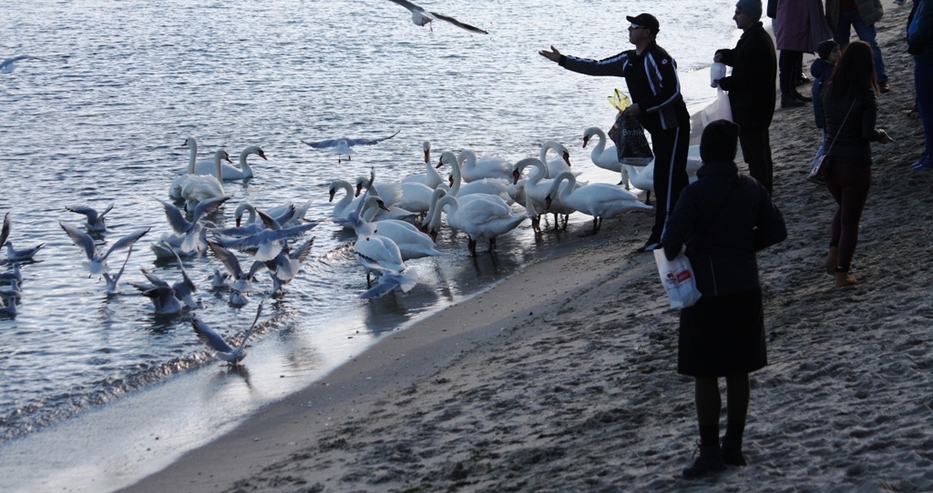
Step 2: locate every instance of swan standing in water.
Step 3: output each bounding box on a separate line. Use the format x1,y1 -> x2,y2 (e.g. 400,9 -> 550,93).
511,157 -> 578,231
328,179 -> 366,228
427,190 -> 531,256
65,203 -> 114,232
539,140 -> 574,179
351,196 -> 442,260
193,302 -> 264,365
180,149 -> 232,211
59,222 -> 150,277
402,141 -> 444,189
544,171 -> 652,235
436,151 -> 513,205
385,0 -> 488,34
455,150 -> 513,183
301,131 -> 399,163
193,145 -> 266,181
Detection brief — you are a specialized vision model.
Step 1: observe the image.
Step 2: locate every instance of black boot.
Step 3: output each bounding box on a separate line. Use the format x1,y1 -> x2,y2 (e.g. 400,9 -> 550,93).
683,444 -> 726,478
781,94 -> 805,108
721,438 -> 747,466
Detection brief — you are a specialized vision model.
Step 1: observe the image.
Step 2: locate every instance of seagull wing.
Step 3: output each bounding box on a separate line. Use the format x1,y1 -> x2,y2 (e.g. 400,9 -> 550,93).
138,267 -> 169,288
386,0 -> 424,13
192,318 -> 235,353
59,221 -> 97,261
428,11 -> 489,34
208,240 -> 245,279
157,198 -> 194,235
190,194 -> 231,223
101,227 -> 150,261
300,138 -> 340,149
65,205 -> 99,223
345,131 -> 400,147
0,212 -> 9,247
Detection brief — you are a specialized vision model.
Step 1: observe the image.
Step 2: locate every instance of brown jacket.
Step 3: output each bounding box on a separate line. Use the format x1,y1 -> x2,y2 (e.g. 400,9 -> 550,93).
825,0 -> 884,30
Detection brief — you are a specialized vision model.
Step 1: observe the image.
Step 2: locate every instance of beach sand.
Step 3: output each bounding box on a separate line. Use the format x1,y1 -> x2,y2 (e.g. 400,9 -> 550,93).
121,5 -> 933,492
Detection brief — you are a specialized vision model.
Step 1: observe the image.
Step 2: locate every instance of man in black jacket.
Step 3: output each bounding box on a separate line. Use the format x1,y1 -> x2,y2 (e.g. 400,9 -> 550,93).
713,0 -> 778,194
539,13 -> 691,252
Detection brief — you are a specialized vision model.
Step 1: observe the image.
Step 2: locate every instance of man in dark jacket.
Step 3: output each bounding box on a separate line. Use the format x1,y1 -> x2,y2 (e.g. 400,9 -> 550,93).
539,13 -> 691,252
713,0 -> 778,194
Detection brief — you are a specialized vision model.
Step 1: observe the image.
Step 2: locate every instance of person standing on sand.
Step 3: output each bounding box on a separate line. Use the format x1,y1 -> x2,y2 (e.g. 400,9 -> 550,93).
713,0 -> 778,194
820,41 -> 894,288
773,0 -> 834,108
539,13 -> 690,253
825,0 -> 891,93
661,119 -> 787,478
908,0 -> 933,170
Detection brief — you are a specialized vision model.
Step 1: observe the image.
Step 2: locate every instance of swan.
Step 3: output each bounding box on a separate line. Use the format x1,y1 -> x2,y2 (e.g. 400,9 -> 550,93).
386,0 -> 488,34
401,141 -> 444,189
192,302 -> 263,365
170,137 -> 208,200
544,171 -> 652,235
234,203 -> 296,229
193,145 -> 266,181
427,192 -> 529,256
181,149 -> 231,211
619,144 -> 703,204
511,157 -> 577,231
437,151 -> 513,205
59,222 -> 150,277
352,196 -> 442,260
329,179 -> 365,228
582,127 -> 623,173
65,203 -> 114,232
356,174 -> 436,216
456,150 -> 513,183
539,140 -> 574,179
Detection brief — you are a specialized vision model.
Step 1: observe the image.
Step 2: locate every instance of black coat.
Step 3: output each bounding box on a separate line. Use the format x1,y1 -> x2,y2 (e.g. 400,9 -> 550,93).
662,160 -> 786,297
716,23 -> 777,131
821,84 -> 885,166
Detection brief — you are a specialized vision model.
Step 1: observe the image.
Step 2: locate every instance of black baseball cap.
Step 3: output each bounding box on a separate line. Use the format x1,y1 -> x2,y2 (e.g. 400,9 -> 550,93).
626,13 -> 660,35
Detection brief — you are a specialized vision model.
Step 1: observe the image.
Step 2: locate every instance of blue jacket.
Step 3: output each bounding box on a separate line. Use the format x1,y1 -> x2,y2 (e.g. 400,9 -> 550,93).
662,160 -> 786,297
908,0 -> 933,65
810,58 -> 835,129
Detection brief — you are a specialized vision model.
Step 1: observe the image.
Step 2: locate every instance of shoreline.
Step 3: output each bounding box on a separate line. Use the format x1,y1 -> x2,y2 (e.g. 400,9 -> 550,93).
124,4 -> 933,492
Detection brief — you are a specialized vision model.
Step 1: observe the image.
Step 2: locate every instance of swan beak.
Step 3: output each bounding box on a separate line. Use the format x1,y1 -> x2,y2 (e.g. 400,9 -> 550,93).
354,183 -> 363,197
377,200 -> 391,211
435,158 -> 444,169
582,136 -> 590,148
448,176 -> 454,187
512,170 -> 520,185
563,152 -> 571,167
236,216 -> 242,227
258,150 -> 268,160
224,153 -> 233,163
328,189 -> 336,203
423,151 -> 430,163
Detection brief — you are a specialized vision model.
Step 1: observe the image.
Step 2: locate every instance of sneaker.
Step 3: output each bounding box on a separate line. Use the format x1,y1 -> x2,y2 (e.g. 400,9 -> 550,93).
636,240 -> 661,253
683,444 -> 726,478
912,158 -> 933,171
879,81 -> 890,93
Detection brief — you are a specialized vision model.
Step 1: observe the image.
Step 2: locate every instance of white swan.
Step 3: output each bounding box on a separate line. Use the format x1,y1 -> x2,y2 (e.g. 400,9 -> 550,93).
356,175 -> 435,216
329,179 -> 365,228
544,171 -> 652,234
436,151 -> 513,205
352,196 -> 442,260
619,144 -> 703,203
401,141 -> 444,189
427,192 -> 529,255
511,157 -> 577,231
456,150 -> 513,183
193,145 -> 266,181
539,140 -> 574,179
181,149 -> 231,211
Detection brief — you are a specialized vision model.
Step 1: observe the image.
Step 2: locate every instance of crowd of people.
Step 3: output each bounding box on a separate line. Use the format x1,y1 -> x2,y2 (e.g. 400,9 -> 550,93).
540,0 -> 931,480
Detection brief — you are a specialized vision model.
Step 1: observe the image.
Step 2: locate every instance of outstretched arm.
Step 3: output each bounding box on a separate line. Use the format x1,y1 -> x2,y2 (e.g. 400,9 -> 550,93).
539,45 -> 562,63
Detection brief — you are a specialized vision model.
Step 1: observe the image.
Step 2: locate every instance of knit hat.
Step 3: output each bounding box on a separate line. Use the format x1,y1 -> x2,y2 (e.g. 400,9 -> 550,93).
735,0 -> 762,21
817,39 -> 839,61
700,119 -> 740,162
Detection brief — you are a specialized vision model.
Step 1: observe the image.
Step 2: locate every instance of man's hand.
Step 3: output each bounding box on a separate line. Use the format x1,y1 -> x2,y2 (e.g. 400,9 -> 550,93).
539,45 -> 562,62
624,103 -> 641,117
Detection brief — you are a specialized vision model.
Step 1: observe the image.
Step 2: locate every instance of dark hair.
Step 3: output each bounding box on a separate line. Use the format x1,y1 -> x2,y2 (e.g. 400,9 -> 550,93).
828,41 -> 879,98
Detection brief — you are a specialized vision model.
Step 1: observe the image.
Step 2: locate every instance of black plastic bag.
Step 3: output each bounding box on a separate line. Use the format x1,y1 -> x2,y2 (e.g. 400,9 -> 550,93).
609,112 -> 653,166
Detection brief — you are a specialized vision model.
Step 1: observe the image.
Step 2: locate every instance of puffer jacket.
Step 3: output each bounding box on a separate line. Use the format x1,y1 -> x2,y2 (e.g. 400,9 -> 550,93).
662,160 -> 786,297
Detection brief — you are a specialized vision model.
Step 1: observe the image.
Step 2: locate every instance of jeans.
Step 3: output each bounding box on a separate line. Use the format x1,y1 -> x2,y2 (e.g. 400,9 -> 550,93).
916,59 -> 933,162
833,9 -> 888,83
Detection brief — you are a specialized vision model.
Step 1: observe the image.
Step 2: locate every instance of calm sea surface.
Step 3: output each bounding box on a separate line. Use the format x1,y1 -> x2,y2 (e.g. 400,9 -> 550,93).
0,0 -> 737,490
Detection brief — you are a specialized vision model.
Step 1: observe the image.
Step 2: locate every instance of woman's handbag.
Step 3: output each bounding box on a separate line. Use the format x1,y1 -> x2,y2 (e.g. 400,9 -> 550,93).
808,100 -> 855,184
654,247 -> 702,309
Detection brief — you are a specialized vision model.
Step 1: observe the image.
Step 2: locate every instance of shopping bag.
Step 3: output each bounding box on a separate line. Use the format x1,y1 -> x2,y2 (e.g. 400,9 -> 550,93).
654,247 -> 702,309
699,88 -> 733,127
611,111 -> 654,166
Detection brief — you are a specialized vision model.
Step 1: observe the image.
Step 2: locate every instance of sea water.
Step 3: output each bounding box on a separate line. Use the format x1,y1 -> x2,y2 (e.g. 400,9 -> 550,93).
0,0 -> 738,490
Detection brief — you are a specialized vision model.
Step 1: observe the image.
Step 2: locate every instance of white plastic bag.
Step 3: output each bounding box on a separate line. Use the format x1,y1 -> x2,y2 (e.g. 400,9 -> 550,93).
710,62 -> 727,87
699,88 -> 733,127
654,247 -> 702,309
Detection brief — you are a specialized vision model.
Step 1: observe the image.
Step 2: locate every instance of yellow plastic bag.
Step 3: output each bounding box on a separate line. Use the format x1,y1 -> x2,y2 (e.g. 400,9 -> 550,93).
607,89 -> 632,113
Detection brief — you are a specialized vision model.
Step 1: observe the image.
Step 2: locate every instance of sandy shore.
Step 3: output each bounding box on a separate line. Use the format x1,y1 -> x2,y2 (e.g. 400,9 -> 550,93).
121,5 -> 933,492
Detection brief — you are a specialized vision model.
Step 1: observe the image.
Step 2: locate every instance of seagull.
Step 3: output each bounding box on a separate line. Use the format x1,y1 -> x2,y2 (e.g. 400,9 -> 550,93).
207,240 -> 264,293
1,55 -> 43,74
0,279 -> 22,304
0,262 -> 22,285
59,222 -> 150,277
156,194 -> 231,253
0,294 -> 16,317
192,301 -> 264,365
102,244 -> 136,294
386,0 -> 488,34
301,130 -> 400,163
0,213 -> 10,248
211,211 -> 317,262
130,245 -> 198,315
263,237 -> 315,294
2,240 -> 44,264
65,203 -> 114,232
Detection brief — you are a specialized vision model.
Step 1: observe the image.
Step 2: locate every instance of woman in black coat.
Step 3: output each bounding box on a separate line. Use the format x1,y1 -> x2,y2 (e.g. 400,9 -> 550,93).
662,119 -> 787,478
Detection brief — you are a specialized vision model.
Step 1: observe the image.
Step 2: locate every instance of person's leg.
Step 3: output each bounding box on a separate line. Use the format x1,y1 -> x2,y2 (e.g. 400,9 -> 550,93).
646,125 -> 688,250
833,9 -> 854,49
739,127 -> 773,194
835,165 -> 871,272
722,373 -> 750,466
684,376 -> 726,477
779,51 -> 806,107
849,15 -> 888,84
913,60 -> 933,168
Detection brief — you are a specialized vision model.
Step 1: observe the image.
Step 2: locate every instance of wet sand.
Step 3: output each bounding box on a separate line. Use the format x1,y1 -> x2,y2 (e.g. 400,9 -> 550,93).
121,5 -> 933,492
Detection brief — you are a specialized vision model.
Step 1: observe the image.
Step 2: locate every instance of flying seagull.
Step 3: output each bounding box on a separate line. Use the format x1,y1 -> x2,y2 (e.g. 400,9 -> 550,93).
192,301 -> 264,365
301,130 -> 400,163
1,55 -> 43,74
386,0 -> 488,34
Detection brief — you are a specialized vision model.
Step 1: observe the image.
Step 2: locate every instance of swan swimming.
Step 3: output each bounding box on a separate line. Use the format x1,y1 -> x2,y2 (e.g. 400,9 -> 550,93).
301,131 -> 399,163
59,222 -> 150,277
193,301 -> 264,365
180,149 -> 231,210
192,145 -> 266,181
65,203 -> 115,232
385,0 -> 488,34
